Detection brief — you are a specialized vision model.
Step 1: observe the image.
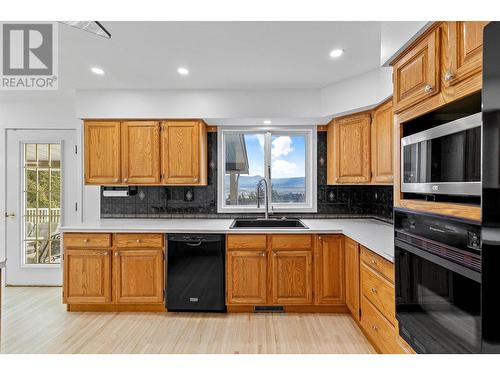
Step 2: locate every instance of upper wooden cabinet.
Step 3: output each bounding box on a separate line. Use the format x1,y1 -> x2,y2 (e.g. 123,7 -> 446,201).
444,21 -> 489,87
371,100 -> 394,184
327,113 -> 371,184
315,235 -> 345,305
161,121 -> 207,185
121,121 -> 161,185
393,28 -> 440,113
84,121 -> 121,184
83,119 -> 207,186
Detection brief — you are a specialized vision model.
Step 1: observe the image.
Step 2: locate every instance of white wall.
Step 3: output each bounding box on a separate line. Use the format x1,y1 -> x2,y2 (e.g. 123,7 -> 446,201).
0,91 -> 100,261
320,67 -> 393,118
75,89 -> 322,122
380,21 -> 431,66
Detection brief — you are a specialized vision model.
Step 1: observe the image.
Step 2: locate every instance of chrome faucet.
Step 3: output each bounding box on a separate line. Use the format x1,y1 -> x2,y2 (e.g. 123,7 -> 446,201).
256,178 -> 269,219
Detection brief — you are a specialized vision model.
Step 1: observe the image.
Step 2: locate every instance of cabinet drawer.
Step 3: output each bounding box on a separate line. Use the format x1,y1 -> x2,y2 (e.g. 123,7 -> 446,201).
64,233 -> 112,248
360,246 -> 394,283
361,262 -> 395,324
226,235 -> 267,250
114,233 -> 164,248
270,235 -> 312,250
361,295 -> 403,354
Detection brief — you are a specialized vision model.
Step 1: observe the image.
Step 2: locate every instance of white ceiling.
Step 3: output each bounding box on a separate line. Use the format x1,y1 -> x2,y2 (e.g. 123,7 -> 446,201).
58,21 -> 382,90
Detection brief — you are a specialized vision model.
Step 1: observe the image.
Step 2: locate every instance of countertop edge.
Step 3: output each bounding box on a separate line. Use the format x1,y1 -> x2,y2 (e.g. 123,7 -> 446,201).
60,219 -> 394,263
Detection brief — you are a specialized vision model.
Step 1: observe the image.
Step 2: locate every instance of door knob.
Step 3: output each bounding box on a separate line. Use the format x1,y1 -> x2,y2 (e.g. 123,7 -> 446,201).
424,84 -> 434,93
444,71 -> 455,81
4,212 -> 16,219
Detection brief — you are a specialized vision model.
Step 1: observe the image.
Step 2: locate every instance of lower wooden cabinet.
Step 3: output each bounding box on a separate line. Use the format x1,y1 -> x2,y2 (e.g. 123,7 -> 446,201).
63,232 -> 165,311
226,250 -> 267,305
226,234 -> 344,309
271,249 -> 313,305
315,235 -> 345,305
344,237 -> 360,319
113,249 -> 164,304
63,249 -> 112,304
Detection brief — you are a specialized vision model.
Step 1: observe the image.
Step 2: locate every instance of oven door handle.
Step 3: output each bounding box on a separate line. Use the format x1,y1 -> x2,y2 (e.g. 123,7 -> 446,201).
395,239 -> 481,283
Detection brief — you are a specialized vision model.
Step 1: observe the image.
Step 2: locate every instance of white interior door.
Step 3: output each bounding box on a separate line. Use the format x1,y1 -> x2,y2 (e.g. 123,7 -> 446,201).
5,129 -> 79,285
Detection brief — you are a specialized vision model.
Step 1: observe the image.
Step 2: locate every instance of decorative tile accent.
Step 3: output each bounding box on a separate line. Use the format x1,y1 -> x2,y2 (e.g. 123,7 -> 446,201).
100,132 -> 394,222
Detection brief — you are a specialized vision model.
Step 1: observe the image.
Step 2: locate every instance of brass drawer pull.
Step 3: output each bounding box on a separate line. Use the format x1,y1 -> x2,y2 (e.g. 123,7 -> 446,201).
372,325 -> 379,332
83,239 -> 89,243
136,239 -> 142,243
371,259 -> 377,265
371,287 -> 378,294
260,252 -> 266,257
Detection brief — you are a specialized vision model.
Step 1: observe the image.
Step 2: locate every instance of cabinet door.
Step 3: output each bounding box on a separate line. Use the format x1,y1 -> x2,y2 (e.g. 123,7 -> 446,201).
328,114 -> 371,184
315,235 -> 345,305
344,237 -> 360,319
121,121 -> 161,184
445,21 -> 488,87
161,121 -> 206,185
271,250 -> 313,305
393,28 -> 440,113
63,249 -> 112,304
371,100 -> 394,184
84,121 -> 121,184
226,250 -> 267,304
113,249 -> 164,304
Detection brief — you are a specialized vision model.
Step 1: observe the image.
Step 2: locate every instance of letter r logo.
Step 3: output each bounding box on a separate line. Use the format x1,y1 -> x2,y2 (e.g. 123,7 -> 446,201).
2,23 -> 53,75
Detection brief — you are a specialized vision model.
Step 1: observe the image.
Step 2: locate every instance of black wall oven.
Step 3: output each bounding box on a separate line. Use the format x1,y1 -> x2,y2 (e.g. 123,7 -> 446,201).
395,209 -> 482,353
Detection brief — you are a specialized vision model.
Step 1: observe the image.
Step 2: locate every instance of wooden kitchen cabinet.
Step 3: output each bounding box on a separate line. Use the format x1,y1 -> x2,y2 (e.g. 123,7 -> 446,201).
371,100 -> 394,184
226,250 -> 268,305
63,232 -> 165,311
344,237 -> 360,319
271,249 -> 313,305
444,21 -> 488,87
393,28 -> 440,113
113,248 -> 164,304
315,235 -> 345,305
63,249 -> 112,304
161,120 -> 207,185
121,121 -> 161,185
84,121 -> 121,184
84,119 -> 207,186
327,113 -> 371,184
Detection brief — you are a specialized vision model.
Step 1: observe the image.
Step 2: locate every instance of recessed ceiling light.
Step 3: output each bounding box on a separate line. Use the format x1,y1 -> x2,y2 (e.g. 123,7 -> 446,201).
91,67 -> 105,75
329,49 -> 344,58
177,67 -> 189,76
263,119 -> 272,125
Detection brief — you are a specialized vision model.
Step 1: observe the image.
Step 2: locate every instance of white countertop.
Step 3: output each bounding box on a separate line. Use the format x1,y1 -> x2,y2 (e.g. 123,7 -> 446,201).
61,218 -> 394,262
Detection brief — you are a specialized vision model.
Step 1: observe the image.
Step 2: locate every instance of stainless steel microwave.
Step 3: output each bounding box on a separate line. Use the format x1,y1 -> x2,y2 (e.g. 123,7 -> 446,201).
401,112 -> 482,196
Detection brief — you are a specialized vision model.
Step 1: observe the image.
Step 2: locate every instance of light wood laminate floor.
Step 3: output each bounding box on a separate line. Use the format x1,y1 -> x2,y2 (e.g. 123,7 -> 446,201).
0,287 -> 375,354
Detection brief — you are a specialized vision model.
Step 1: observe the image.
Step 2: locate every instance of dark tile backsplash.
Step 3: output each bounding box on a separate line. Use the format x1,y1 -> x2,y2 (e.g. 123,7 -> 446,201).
101,132 -> 394,222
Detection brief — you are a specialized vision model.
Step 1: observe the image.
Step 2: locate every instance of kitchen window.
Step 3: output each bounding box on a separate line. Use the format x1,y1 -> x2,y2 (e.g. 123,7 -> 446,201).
218,127 -> 317,213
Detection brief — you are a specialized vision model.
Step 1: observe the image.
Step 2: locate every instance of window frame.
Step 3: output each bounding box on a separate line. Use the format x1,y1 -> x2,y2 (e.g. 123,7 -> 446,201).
217,126 -> 317,213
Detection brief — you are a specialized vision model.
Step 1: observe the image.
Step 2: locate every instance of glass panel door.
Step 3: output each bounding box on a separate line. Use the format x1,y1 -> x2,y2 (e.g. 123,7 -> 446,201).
23,143 -> 61,265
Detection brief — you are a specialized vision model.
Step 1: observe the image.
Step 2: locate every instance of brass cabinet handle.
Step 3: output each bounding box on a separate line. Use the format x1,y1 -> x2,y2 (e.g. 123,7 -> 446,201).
444,71 -> 455,81
123,178 -> 128,182
371,259 -> 377,265
83,239 -> 89,243
372,325 -> 379,332
114,178 -> 119,182
103,252 -> 108,256
260,252 -> 266,257
115,252 -> 120,256
424,84 -> 434,93
193,177 -> 199,182
371,287 -> 378,294
136,239 -> 141,243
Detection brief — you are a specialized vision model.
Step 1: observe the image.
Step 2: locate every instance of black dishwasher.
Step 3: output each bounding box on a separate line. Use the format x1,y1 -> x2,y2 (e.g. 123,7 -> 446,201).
166,234 -> 226,312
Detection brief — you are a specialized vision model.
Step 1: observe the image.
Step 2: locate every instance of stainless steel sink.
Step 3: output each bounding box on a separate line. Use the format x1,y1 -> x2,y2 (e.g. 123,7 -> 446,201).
230,218 -> 308,229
